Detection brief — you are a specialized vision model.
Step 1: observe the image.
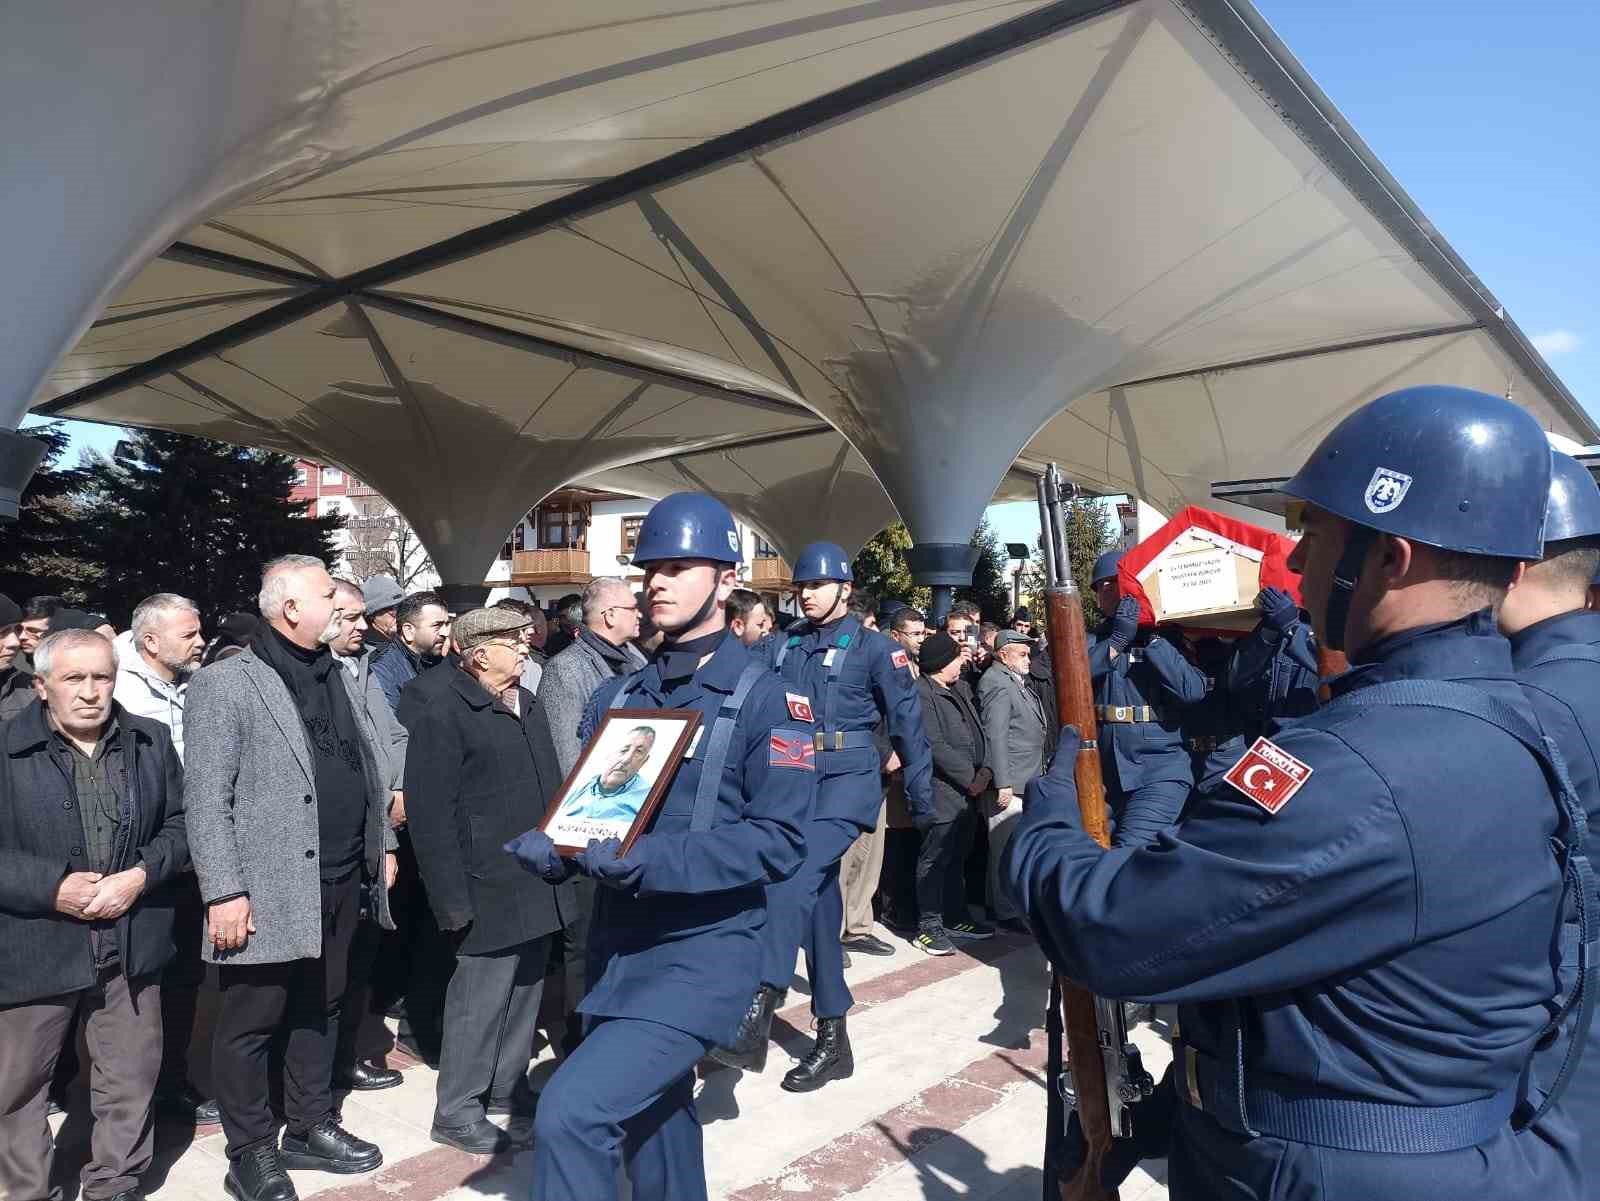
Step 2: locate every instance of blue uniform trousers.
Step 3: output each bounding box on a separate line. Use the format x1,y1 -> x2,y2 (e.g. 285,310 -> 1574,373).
532,1016 -> 711,1201
760,815 -> 864,1018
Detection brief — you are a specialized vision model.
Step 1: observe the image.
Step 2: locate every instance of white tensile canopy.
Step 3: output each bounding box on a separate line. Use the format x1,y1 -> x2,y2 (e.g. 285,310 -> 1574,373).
13,0 -> 1591,586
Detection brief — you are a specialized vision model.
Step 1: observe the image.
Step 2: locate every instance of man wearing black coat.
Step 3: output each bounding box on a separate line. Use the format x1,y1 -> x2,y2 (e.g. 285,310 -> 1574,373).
403,608 -> 576,1154
911,633 -> 993,955
0,629 -> 188,1201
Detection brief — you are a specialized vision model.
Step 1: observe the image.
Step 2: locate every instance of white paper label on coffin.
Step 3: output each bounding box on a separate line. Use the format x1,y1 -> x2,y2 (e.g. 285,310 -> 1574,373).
1154,546 -> 1238,613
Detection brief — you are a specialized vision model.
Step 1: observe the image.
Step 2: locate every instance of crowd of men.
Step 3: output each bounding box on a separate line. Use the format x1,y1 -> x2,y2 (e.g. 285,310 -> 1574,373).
5,384 -> 1600,1201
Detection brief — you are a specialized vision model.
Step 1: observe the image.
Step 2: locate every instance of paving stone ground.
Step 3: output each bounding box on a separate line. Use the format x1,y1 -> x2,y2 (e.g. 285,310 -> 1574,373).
45,926 -> 1170,1201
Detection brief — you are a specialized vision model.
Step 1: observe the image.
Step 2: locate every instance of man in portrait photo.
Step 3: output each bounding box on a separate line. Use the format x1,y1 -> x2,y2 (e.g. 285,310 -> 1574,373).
559,725 -> 657,822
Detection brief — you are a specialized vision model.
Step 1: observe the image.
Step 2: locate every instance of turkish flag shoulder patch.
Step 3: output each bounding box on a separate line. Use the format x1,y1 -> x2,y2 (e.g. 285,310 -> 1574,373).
890,649 -> 910,670
769,732 -> 815,771
785,692 -> 815,723
1223,737 -> 1313,815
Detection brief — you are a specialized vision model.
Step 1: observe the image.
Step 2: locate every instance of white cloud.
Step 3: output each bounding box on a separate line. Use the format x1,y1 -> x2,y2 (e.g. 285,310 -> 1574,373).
1531,329 -> 1581,356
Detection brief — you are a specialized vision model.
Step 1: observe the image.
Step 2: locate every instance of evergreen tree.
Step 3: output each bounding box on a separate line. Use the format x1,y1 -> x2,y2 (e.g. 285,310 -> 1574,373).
955,517 -> 1012,622
0,423 -> 99,604
79,430 -> 343,627
850,523 -> 930,612
1023,494 -> 1118,628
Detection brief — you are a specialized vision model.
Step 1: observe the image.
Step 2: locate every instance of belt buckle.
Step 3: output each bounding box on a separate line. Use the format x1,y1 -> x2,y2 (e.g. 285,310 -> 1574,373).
813,732 -> 826,753
1115,706 -> 1131,722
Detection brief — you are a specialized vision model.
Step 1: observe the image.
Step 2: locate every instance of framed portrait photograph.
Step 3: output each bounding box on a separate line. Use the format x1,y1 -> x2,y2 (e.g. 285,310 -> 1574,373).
539,709 -> 702,855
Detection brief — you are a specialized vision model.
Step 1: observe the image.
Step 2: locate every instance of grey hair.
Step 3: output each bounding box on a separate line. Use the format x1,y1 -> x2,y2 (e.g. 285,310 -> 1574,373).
130,593 -> 199,641
581,576 -> 630,623
35,629 -> 117,677
258,554 -> 328,619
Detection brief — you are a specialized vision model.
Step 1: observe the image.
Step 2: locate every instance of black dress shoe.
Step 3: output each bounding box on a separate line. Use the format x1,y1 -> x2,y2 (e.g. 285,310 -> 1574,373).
279,1119 -> 383,1174
781,1017 -> 854,1093
430,1117 -> 512,1155
708,984 -> 787,1072
841,933 -> 896,956
157,1080 -> 220,1124
485,1084 -> 538,1118
337,1061 -> 403,1091
225,1144 -> 298,1201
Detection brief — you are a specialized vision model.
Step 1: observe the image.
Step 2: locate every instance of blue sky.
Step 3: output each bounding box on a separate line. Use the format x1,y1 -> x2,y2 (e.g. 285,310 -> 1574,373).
33,0 -> 1597,556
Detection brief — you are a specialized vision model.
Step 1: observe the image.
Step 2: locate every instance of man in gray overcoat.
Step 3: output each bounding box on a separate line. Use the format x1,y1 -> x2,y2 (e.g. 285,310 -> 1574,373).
185,556 -> 397,1201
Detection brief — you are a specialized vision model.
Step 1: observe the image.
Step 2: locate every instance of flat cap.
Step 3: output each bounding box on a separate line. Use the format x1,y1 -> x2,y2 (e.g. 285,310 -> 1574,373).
992,629 -> 1033,652
361,575 -> 404,616
454,605 -> 530,649
0,593 -> 18,628
49,608 -> 110,632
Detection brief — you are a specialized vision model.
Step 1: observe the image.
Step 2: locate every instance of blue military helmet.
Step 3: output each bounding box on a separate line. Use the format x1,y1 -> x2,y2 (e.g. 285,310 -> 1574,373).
792,540 -> 853,584
1091,550 -> 1123,585
631,492 -> 743,566
1281,385 -> 1551,559
1544,450 -> 1600,546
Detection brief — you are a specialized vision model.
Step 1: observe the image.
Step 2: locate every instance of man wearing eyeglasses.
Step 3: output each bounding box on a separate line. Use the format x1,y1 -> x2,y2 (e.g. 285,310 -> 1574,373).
403,607 -> 576,1154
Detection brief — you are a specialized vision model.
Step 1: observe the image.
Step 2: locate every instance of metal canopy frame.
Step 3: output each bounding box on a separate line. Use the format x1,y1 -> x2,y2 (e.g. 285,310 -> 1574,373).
36,0 -> 1595,492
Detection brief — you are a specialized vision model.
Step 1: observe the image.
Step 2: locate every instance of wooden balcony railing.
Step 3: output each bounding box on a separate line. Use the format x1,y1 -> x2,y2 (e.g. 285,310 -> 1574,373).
750,555 -> 792,591
509,548 -> 591,586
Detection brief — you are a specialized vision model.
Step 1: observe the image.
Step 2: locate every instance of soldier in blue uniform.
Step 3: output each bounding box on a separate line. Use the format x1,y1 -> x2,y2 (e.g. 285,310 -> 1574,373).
1499,448 -> 1600,1196
1178,634 -> 1247,791
1227,585 -> 1321,733
1004,385 -> 1586,1201
503,493 -> 815,1201
1085,551 -> 1210,846
711,541 -> 933,1090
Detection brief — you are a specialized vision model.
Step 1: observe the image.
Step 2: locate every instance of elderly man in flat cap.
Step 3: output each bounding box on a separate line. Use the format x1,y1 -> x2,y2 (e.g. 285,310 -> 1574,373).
403,607 -> 576,1154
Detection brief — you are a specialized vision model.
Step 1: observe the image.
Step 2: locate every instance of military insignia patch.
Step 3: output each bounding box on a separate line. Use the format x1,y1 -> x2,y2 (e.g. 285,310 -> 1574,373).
769,733 -> 815,771
1364,466 -> 1413,515
1223,737 -> 1312,815
785,692 -> 814,723
891,649 -> 910,670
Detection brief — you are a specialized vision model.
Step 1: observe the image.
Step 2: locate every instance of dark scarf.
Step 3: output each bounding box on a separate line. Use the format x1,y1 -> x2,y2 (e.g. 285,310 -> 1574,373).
256,626 -> 368,877
578,625 -> 633,675
654,628 -> 728,685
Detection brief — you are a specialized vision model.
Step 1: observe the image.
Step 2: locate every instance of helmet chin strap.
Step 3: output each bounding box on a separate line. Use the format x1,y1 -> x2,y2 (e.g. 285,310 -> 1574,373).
1323,525 -> 1377,653
664,570 -> 724,642
814,581 -> 847,626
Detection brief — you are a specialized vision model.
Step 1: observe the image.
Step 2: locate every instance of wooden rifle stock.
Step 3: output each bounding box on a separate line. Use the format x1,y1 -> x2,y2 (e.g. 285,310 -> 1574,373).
1316,645 -> 1348,703
1036,462 -> 1118,1201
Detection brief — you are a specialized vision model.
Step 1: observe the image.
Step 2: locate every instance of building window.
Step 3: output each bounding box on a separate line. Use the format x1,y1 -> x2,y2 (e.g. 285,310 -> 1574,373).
754,535 -> 779,559
321,466 -> 343,484
500,540 -> 513,561
513,522 -> 526,553
536,501 -> 588,549
622,516 -> 643,554
294,465 -> 308,486
320,498 -> 344,518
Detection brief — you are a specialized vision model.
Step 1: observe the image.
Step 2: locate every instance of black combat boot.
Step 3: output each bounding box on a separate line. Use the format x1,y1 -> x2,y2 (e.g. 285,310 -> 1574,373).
708,984 -> 786,1071
781,1017 -> 853,1093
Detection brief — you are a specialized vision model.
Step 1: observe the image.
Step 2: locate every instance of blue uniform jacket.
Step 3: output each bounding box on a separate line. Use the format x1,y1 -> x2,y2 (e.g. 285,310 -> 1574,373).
575,637 -> 814,1045
1227,617 -> 1321,735
1179,652 -> 1249,790
1006,612 -> 1577,1200
1089,626 -> 1209,790
766,617 -> 932,826
1511,608 -> 1600,1192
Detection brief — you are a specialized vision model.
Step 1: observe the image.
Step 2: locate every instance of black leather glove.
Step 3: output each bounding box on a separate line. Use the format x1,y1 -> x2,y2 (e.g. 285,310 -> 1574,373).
1257,586 -> 1298,633
503,828 -> 575,883
1110,596 -> 1140,652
